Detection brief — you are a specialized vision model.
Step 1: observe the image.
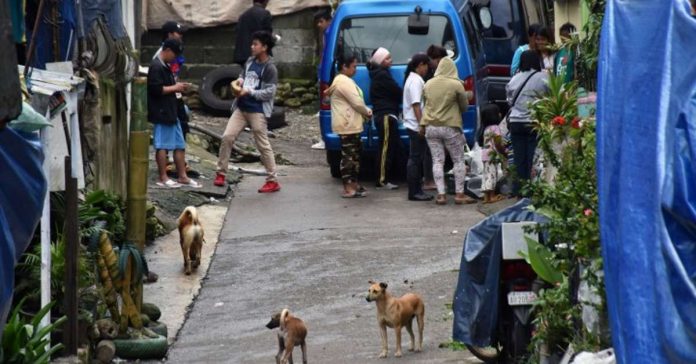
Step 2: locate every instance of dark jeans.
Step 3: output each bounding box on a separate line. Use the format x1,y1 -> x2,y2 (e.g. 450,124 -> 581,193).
374,112 -> 404,186
509,122 -> 538,196
407,129 -> 427,197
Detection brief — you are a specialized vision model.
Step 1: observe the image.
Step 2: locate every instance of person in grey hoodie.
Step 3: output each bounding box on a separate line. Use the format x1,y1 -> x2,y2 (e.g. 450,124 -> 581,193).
215,31 -> 280,193
506,50 -> 549,196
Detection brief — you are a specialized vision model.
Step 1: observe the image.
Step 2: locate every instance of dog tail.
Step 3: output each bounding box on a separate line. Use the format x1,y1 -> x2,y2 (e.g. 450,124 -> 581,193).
280,308 -> 290,330
178,206 -> 200,226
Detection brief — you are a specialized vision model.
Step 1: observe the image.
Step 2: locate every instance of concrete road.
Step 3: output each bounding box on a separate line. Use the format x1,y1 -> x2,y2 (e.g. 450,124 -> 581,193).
165,165 -> 483,363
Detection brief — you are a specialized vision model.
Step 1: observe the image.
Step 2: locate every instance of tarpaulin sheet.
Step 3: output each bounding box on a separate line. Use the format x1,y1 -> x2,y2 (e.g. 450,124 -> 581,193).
452,199 -> 547,346
82,0 -> 127,39
25,0 -> 76,69
144,0 -> 328,30
0,128 -> 47,340
597,1 -> 696,363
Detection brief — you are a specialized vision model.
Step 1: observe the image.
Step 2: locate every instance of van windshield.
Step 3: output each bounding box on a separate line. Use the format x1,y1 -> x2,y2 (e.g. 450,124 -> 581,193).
337,15 -> 457,64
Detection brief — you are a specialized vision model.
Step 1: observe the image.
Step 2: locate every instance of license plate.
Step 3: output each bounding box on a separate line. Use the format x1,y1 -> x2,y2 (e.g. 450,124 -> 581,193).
507,291 -> 537,306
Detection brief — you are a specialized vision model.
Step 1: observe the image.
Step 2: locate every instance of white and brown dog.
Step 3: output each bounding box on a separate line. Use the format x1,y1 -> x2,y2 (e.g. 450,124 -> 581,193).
266,309 -> 308,364
366,280 -> 425,358
177,206 -> 204,275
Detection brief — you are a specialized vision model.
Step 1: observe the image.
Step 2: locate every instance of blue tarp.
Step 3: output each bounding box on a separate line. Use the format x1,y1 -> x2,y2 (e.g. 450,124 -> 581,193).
25,0 -> 76,69
597,1 -> 696,363
452,199 -> 547,347
0,127 -> 47,339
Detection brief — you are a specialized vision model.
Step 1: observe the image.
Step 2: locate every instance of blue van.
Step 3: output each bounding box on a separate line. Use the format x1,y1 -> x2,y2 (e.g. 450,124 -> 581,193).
318,0 -> 486,178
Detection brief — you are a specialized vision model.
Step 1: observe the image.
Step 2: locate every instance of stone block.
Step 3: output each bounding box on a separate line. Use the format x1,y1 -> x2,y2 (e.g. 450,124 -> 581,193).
180,64 -> 220,82
276,29 -> 315,47
272,8 -> 318,29
203,47 -> 235,64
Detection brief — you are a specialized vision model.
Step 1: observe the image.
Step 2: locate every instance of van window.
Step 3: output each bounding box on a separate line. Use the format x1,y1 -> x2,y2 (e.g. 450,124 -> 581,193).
484,0 -> 514,39
337,15 -> 457,64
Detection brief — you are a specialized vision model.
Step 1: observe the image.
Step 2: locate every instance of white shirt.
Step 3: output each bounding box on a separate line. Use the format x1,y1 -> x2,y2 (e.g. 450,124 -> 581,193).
402,72 -> 424,132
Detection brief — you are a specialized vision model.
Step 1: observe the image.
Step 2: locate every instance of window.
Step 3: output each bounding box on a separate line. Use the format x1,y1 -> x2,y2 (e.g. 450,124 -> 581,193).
484,0 -> 514,39
337,15 -> 457,64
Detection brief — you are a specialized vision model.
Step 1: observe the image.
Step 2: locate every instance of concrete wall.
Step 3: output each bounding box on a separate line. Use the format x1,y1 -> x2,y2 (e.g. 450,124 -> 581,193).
140,8 -> 323,82
553,0 -> 586,40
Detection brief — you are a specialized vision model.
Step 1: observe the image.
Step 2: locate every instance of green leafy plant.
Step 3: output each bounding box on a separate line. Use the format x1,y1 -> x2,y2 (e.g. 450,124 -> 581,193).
523,71 -> 608,359
0,299 -> 66,364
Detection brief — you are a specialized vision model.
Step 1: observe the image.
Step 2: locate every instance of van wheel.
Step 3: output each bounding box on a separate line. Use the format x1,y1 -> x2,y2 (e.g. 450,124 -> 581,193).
326,150 -> 341,178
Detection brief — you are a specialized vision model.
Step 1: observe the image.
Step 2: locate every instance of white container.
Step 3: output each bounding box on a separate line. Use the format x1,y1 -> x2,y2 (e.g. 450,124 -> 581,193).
501,222 -> 538,260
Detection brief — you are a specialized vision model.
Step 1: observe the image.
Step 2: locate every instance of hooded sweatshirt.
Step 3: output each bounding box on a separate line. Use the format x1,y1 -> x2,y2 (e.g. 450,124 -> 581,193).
421,58 -> 469,128
368,64 -> 402,115
327,74 -> 371,135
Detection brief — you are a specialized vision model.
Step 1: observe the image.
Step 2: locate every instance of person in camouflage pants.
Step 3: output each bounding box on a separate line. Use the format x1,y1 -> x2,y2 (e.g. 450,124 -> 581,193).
340,134 -> 361,186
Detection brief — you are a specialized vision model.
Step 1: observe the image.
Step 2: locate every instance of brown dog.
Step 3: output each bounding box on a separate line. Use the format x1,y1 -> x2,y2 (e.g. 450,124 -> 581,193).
177,206 -> 204,275
266,309 -> 308,364
366,280 -> 425,358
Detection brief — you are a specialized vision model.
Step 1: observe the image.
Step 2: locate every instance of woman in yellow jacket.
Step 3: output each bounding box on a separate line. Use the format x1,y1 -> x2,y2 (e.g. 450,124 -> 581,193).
327,54 -> 373,198
421,57 -> 475,205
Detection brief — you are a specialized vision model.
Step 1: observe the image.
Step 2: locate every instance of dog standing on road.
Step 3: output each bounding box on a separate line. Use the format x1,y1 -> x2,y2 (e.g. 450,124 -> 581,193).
366,280 -> 425,358
177,206 -> 204,275
266,309 -> 308,364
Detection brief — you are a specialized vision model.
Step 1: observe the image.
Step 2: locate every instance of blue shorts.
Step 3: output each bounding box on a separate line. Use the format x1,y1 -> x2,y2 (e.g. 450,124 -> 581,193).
153,120 -> 185,150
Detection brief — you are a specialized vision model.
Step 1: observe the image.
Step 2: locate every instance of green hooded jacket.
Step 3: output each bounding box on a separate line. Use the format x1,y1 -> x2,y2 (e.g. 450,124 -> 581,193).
421,57 -> 469,128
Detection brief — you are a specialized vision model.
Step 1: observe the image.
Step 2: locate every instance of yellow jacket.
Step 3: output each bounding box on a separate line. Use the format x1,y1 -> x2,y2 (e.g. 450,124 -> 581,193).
328,74 -> 371,135
421,58 -> 469,129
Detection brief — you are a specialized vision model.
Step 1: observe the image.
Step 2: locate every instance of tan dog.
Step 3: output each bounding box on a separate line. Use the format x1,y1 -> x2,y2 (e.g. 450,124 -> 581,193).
366,280 -> 425,358
177,206 -> 204,275
265,309 -> 308,364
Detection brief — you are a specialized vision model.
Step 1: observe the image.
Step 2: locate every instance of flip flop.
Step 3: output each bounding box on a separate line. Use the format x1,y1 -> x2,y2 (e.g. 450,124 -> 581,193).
490,194 -> 505,203
179,179 -> 202,188
155,179 -> 181,188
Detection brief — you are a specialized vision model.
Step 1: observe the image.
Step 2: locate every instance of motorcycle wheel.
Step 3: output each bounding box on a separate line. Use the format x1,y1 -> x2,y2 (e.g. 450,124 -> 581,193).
509,316 -> 532,361
466,344 -> 500,363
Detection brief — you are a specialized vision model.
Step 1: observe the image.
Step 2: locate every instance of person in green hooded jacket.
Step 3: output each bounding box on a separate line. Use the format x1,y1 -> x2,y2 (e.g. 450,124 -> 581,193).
420,57 -> 475,205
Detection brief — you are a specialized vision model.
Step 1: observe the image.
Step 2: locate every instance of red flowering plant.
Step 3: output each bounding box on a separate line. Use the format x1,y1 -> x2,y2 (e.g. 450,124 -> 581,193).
521,73 -> 607,359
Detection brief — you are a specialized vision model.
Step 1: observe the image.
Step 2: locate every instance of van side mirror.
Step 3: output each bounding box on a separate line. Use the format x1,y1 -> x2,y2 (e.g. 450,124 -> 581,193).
478,7 -> 492,30
408,6 -> 429,35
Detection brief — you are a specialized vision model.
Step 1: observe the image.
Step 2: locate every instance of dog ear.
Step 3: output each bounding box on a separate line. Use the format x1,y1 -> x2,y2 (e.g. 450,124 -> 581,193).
368,280 -> 375,284
379,282 -> 388,290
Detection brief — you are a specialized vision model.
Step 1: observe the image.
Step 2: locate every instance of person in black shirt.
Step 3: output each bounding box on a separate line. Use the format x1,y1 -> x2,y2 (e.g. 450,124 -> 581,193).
234,0 -> 273,65
147,39 -> 200,188
369,47 -> 404,189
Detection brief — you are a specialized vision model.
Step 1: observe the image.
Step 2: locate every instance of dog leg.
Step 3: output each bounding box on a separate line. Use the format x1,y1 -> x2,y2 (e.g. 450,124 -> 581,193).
275,334 -> 284,364
281,337 -> 295,364
394,324 -> 403,357
406,321 -> 415,352
416,311 -> 424,352
301,342 -> 307,364
378,324 -> 388,358
182,242 -> 192,275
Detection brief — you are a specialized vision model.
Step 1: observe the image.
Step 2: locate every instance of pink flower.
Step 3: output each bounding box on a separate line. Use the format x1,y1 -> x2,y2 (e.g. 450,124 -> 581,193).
571,117 -> 581,129
552,116 -> 566,126
584,209 -> 593,216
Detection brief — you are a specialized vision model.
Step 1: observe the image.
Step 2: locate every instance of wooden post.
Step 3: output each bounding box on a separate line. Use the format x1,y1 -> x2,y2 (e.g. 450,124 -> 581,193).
63,156 -> 79,354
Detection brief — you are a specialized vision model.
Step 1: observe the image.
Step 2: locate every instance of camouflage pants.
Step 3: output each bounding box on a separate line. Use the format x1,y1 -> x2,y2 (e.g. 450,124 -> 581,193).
340,133 -> 361,183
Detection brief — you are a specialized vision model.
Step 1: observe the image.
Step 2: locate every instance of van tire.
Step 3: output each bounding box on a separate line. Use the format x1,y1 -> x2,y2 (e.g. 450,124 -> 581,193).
200,65 -> 242,116
327,150 -> 341,178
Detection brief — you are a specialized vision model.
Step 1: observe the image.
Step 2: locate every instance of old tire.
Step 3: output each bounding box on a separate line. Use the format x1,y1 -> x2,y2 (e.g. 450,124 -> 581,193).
113,334 -> 168,360
327,149 -> 341,178
141,302 -> 162,321
268,106 -> 287,130
200,65 -> 242,116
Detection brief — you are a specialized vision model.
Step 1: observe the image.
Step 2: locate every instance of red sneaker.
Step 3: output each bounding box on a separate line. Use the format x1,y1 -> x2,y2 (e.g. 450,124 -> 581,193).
258,180 -> 281,193
213,173 -> 226,187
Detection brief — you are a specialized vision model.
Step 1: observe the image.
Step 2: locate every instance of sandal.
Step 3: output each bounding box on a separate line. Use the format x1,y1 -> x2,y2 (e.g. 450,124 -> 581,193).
155,179 -> 181,188
489,194 -> 505,203
179,179 -> 202,188
342,191 -> 365,198
435,194 -> 447,205
455,193 -> 477,205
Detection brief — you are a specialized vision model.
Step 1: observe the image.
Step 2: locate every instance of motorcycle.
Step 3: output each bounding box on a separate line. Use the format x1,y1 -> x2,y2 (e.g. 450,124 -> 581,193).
466,222 -> 540,363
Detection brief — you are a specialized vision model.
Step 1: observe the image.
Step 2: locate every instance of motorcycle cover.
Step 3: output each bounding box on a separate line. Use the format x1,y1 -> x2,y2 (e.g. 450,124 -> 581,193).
0,127 -> 47,339
452,199 -> 547,346
597,1 -> 696,363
